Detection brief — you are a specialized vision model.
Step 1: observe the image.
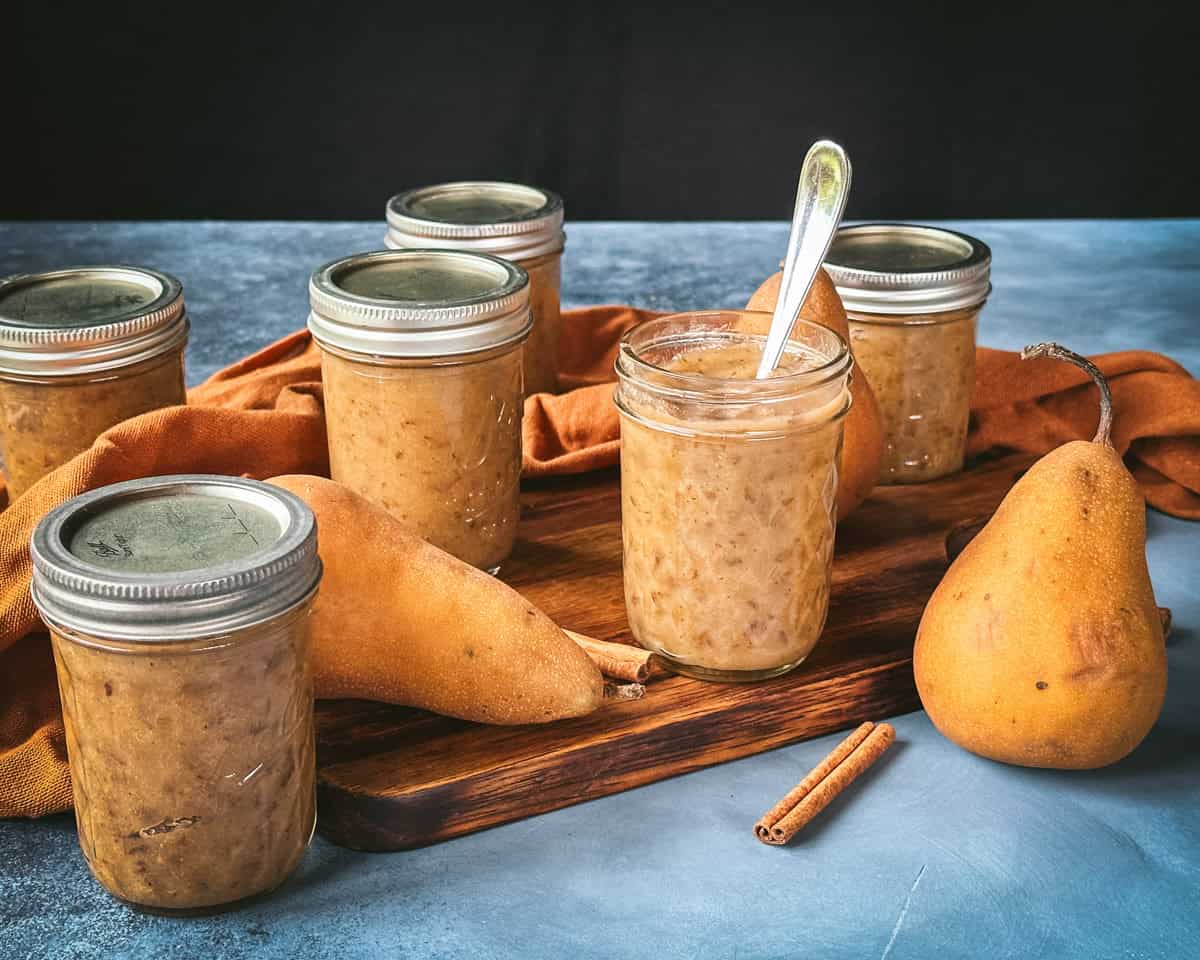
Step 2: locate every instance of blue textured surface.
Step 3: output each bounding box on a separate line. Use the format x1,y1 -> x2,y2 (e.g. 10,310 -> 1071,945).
0,221 -> 1197,959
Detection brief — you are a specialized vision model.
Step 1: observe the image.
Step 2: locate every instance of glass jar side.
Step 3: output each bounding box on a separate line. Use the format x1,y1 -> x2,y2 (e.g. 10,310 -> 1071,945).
0,347 -> 186,499
614,311 -> 851,682
518,250 -> 563,397
846,304 -> 980,484
318,342 -> 524,571
47,599 -> 315,913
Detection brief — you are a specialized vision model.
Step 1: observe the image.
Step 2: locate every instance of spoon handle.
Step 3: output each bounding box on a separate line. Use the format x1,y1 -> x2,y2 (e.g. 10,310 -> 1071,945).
756,140 -> 852,379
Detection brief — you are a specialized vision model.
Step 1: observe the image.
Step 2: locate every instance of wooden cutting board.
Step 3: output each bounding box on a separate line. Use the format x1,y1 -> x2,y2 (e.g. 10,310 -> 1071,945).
314,453 -> 1034,851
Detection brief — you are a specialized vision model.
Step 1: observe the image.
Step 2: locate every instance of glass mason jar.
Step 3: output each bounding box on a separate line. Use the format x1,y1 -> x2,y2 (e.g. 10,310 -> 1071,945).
385,181 -> 565,397
309,249 -> 530,572
824,224 -> 991,484
30,475 -> 322,913
614,310 -> 852,682
0,266 -> 188,500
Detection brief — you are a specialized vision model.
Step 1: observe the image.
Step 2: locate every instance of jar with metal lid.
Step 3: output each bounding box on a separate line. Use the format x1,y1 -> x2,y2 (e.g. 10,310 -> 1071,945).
614,310 -> 852,682
385,181 -> 565,397
309,249 -> 530,572
824,224 -> 991,484
0,266 -> 189,500
31,475 -> 322,913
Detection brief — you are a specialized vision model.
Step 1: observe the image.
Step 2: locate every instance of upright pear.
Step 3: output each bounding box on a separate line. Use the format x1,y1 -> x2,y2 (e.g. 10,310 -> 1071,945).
913,343 -> 1166,769
747,268 -> 883,519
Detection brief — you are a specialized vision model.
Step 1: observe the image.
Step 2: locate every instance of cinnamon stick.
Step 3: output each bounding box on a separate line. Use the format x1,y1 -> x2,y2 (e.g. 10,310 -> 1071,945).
566,629 -> 665,683
755,721 -> 896,846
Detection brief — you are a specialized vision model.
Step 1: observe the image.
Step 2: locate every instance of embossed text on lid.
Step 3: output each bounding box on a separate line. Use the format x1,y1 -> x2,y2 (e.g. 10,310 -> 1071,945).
0,275 -> 157,328
67,493 -> 282,574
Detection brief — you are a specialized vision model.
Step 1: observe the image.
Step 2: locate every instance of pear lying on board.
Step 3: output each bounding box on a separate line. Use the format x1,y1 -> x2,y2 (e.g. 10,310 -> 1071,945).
268,474 -> 615,724
913,343 -> 1167,769
746,268 -> 883,519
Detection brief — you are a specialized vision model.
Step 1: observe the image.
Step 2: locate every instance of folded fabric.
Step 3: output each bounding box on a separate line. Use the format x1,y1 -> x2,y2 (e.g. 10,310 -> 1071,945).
1,306 -> 1196,817
0,377 -> 328,817
0,307 -> 646,817
970,347 -> 1200,518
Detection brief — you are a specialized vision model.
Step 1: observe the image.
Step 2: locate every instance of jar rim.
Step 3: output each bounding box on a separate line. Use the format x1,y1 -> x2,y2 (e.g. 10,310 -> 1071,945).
385,181 -> 565,261
311,325 -> 528,366
0,265 -> 188,376
824,223 -> 991,315
615,309 -> 852,402
31,475 -> 322,642
308,249 -> 532,359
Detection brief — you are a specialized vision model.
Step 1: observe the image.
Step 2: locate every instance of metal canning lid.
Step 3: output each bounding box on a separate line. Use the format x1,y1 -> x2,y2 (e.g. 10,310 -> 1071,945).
385,182 -> 565,261
0,266 -> 189,376
824,224 -> 992,316
31,475 -> 322,642
308,249 -> 531,359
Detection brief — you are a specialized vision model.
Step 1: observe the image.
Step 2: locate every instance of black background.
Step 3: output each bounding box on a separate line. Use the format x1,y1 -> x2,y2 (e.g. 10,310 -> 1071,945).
7,1 -> 1196,221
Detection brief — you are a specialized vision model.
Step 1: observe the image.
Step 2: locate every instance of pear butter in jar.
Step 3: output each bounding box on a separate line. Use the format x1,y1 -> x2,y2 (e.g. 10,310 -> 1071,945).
32,475 -> 322,913
309,249 -> 530,572
386,181 -> 564,396
825,224 -> 991,484
0,266 -> 188,500
615,310 -> 852,682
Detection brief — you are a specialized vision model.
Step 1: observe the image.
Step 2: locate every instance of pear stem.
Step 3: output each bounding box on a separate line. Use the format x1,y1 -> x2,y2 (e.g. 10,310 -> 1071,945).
1020,342 -> 1113,447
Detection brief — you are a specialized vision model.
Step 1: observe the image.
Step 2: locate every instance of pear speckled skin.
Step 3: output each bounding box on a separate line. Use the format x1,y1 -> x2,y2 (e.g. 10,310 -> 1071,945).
746,269 -> 884,520
268,474 -> 606,724
914,438 -> 1167,769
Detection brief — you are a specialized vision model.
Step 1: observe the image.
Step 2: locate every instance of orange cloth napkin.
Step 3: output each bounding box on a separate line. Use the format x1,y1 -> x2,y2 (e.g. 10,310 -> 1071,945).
1,306 -> 1197,817
971,347 -> 1200,518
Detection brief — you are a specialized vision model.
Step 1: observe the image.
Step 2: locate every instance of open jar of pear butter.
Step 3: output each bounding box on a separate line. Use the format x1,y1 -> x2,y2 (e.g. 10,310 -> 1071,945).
0,266 -> 188,499
615,311 -> 852,681
32,475 -> 322,913
824,225 -> 991,484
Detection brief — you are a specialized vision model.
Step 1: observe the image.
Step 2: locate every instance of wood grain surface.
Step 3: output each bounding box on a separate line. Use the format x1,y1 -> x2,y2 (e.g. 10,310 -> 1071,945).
314,453 -> 1035,851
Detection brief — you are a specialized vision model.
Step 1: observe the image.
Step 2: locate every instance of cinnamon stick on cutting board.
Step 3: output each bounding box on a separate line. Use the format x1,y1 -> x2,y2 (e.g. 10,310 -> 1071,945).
565,630 -> 666,683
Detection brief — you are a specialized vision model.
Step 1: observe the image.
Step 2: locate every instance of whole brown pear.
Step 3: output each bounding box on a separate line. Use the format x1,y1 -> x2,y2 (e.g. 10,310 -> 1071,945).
268,474 -> 607,724
746,269 -> 883,520
913,343 -> 1167,769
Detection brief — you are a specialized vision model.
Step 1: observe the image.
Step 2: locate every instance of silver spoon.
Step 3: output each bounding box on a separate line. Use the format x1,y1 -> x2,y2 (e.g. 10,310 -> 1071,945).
755,140 -> 852,379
